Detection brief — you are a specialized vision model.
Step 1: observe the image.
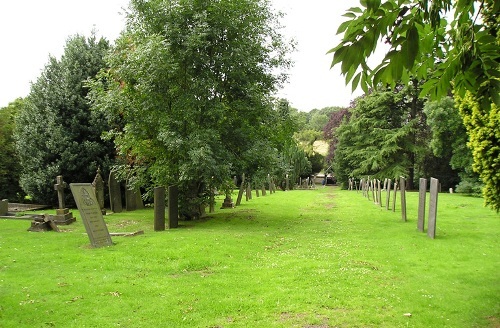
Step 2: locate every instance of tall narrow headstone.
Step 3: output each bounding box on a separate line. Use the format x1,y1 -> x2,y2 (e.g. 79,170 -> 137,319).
261,185 -> 266,196
392,179 -> 398,212
246,182 -> 252,200
235,174 -> 245,206
0,199 -> 7,216
255,187 -> 260,197
70,183 -> 112,248
168,185 -> 179,229
371,179 -> 376,203
108,171 -> 123,213
385,179 -> 392,210
428,178 -> 439,239
378,180 -> 382,207
418,178 -> 427,232
400,177 -> 407,222
154,187 -> 166,231
92,168 -> 106,215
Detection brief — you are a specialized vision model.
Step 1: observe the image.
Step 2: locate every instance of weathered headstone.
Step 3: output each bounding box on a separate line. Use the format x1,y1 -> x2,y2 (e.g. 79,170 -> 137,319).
235,174 -> 245,206
428,177 -> 439,239
92,168 -> 106,215
70,183 -> 113,248
154,187 -> 165,231
392,179 -> 398,212
378,179 -> 382,207
255,187 -> 260,197
261,185 -> 266,196
51,176 -> 76,225
125,183 -> 144,211
385,179 -> 392,210
418,178 -> 427,232
0,199 -> 7,216
371,179 -> 376,203
400,176 -> 407,222
108,171 -> 123,213
247,182 -> 252,200
168,185 -> 179,229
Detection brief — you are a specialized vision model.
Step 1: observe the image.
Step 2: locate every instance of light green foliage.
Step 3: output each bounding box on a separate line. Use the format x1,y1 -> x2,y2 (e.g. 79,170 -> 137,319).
329,0 -> 500,109
457,92 -> 500,211
88,0 -> 293,218
334,83 -> 428,188
0,99 -> 24,200
14,34 -> 114,205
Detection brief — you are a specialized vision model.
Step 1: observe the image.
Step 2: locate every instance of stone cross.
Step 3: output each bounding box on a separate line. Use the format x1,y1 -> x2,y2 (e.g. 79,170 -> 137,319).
54,175 -> 67,209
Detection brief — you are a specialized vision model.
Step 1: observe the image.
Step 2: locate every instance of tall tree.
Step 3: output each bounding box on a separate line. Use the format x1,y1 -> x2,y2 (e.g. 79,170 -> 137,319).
0,98 -> 25,201
330,0 -> 500,210
333,84 -> 428,189
15,34 -> 114,205
88,0 -> 293,219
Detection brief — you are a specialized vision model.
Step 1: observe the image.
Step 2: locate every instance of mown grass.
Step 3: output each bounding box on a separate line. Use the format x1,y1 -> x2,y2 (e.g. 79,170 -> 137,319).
0,187 -> 498,327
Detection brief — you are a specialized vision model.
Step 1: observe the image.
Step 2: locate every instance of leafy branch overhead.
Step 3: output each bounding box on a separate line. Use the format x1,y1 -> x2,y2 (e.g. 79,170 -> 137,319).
329,0 -> 500,109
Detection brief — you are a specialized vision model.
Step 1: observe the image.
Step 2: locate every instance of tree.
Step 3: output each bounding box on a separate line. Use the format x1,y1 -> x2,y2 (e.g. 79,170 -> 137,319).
15,34 -> 114,205
423,97 -> 479,193
330,0 -> 500,209
0,98 -> 25,201
332,84 -> 428,189
88,0 -> 293,219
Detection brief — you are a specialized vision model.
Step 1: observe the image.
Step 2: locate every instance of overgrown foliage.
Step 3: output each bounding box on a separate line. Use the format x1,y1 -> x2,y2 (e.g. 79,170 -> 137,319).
88,0 -> 293,218
14,34 -> 115,205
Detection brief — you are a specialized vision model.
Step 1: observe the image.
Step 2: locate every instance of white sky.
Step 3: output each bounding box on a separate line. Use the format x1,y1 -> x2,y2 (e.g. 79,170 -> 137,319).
0,0 -> 373,111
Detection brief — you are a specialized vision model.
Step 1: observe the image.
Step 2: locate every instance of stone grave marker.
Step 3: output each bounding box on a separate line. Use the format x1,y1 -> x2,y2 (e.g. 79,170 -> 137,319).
418,178 -> 427,232
0,199 -> 7,216
371,179 -> 376,203
377,180 -> 382,207
51,175 -> 76,225
261,185 -> 266,196
70,183 -> 113,248
168,185 -> 179,229
385,179 -> 392,210
400,176 -> 407,222
392,179 -> 398,212
108,171 -> 123,213
92,168 -> 106,215
428,177 -> 439,239
154,186 -> 165,231
235,173 -> 245,206
125,182 -> 144,211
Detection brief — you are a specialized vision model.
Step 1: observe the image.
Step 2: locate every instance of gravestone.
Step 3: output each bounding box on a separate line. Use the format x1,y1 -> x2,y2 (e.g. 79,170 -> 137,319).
418,178 -> 427,232
154,187 -> 165,231
246,182 -> 252,200
392,179 -> 398,212
255,187 -> 260,197
385,179 -> 392,210
261,185 -> 266,196
108,171 -> 123,213
0,199 -> 7,216
92,168 -> 106,215
400,177 -> 407,222
377,180 -> 382,207
168,185 -> 179,229
70,183 -> 113,248
428,178 -> 439,239
235,174 -> 245,206
371,179 -> 376,203
125,182 -> 144,211
50,176 -> 76,225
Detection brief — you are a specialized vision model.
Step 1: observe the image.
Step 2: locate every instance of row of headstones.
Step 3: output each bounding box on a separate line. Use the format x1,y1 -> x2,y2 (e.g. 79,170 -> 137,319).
353,177 -> 439,239
234,173 -> 278,207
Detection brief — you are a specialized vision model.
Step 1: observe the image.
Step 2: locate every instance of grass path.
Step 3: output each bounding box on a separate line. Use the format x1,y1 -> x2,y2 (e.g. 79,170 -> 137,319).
0,187 -> 498,327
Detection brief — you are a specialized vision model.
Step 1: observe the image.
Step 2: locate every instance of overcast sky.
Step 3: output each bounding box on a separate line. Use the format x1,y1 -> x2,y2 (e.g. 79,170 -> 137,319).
0,0 -> 372,111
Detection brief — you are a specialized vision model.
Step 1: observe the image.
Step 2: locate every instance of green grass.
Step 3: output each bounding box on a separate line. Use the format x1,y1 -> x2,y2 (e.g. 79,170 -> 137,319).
0,187 -> 498,327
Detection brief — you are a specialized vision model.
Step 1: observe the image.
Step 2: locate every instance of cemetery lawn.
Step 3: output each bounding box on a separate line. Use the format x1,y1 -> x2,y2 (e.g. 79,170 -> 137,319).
1,187 -> 498,327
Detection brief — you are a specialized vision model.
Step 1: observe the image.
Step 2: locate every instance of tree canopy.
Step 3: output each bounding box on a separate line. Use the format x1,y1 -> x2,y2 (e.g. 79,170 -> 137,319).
15,34 -> 115,205
88,0 -> 294,218
330,0 -> 500,210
